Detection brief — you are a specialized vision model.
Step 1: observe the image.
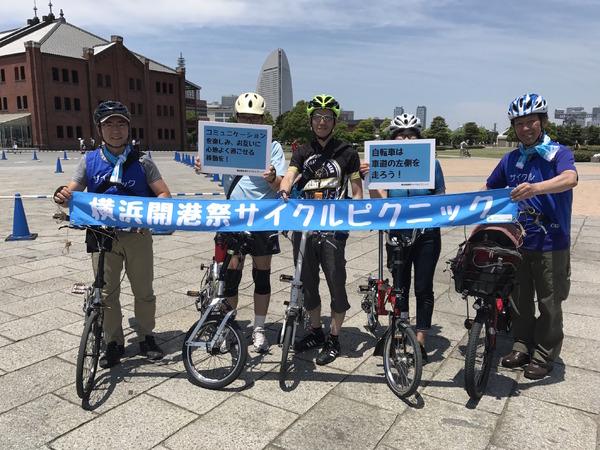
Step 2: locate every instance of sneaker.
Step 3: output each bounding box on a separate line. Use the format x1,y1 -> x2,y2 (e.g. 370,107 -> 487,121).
99,341 -> 125,369
294,330 -> 326,352
316,338 -> 341,365
218,329 -> 237,353
420,345 -> 428,366
139,335 -> 164,361
252,327 -> 269,353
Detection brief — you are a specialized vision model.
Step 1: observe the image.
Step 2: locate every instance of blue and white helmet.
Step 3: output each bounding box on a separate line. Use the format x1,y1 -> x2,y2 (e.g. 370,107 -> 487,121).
508,94 -> 548,120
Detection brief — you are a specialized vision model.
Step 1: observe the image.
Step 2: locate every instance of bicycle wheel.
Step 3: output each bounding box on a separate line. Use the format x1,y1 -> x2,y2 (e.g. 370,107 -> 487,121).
182,317 -> 247,389
75,309 -> 103,399
464,315 -> 493,400
382,321 -> 422,398
279,316 -> 295,382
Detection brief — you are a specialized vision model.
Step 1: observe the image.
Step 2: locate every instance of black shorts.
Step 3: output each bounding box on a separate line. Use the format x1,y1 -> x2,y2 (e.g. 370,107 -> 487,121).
243,231 -> 280,257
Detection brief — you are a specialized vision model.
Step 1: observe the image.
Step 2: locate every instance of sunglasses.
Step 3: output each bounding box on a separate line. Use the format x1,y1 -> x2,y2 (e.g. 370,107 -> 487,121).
312,113 -> 335,123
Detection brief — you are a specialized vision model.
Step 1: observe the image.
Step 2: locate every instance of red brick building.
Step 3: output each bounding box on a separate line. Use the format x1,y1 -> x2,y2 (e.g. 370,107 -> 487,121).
0,11 -> 198,151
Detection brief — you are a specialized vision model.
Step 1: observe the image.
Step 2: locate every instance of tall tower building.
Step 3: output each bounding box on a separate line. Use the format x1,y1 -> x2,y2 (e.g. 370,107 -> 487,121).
416,106 -> 427,129
256,48 -> 293,118
393,106 -> 404,117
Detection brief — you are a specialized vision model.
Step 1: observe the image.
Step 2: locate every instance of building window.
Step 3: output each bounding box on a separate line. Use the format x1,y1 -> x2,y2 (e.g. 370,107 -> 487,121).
2,98 -> 7,109
64,97 -> 71,111
74,98 -> 81,111
1,69 -> 5,82
164,128 -> 169,139
20,66 -> 25,80
54,97 -> 62,110
97,74 -> 103,87
170,106 -> 174,116
156,82 -> 160,93
139,128 -> 144,139
171,129 -> 175,140
17,96 -> 22,109
23,96 -> 28,109
72,70 -> 79,84
162,82 -> 167,94
52,67 -> 59,81
136,79 -> 142,90
169,83 -> 173,94
158,129 -> 163,139
129,78 -> 134,90
138,103 -> 142,115
105,75 -> 111,88
57,126 -> 64,138
66,126 -> 74,139
163,105 -> 168,116
157,105 -> 161,116
76,126 -> 82,138
130,103 -> 135,114
131,128 -> 137,139
14,67 -> 19,81
62,68 -> 69,83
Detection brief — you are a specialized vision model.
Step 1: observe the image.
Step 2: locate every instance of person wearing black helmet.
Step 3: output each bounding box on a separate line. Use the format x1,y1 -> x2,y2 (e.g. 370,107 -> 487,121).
278,94 -> 363,365
486,93 -> 578,380
54,100 -> 172,369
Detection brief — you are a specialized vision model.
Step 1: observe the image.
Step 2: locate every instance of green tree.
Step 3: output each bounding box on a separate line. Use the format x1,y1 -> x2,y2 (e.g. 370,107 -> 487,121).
451,127 -> 465,147
279,100 -> 313,144
333,120 -> 353,143
186,110 -> 200,148
545,121 -> 558,142
378,118 -> 391,140
273,110 -> 290,142
506,126 -> 517,143
423,116 -> 451,146
477,126 -> 489,144
463,122 -> 479,145
583,125 -> 600,145
351,118 -> 377,145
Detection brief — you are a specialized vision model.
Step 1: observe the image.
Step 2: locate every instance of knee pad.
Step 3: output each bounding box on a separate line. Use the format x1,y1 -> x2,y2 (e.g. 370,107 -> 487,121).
252,268 -> 271,295
223,269 -> 243,297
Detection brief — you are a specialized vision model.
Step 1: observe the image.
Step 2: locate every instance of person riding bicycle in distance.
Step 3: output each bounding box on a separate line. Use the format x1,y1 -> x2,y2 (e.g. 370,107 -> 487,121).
485,93 -> 578,380
53,101 -> 172,368
278,94 -> 363,365
194,92 -> 286,353
360,113 -> 446,364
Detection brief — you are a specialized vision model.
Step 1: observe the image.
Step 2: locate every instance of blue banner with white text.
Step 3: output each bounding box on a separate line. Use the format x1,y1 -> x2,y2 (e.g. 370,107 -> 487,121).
69,189 -> 518,232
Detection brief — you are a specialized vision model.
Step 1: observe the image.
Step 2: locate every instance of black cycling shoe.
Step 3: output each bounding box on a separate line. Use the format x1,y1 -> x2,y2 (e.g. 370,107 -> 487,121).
420,345 -> 428,366
99,341 -> 125,369
139,335 -> 164,361
294,330 -> 325,352
316,339 -> 341,365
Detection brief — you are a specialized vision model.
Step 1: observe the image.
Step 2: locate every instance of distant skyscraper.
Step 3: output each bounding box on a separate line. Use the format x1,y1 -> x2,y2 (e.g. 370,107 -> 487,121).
256,48 -> 293,118
221,95 -> 237,109
416,106 -> 427,129
393,106 -> 404,117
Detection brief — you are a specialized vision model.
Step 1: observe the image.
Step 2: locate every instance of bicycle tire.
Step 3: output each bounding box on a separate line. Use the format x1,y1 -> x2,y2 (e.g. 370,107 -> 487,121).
182,317 -> 247,389
75,309 -> 102,399
279,316 -> 295,382
366,289 -> 379,332
382,321 -> 422,398
464,315 -> 493,400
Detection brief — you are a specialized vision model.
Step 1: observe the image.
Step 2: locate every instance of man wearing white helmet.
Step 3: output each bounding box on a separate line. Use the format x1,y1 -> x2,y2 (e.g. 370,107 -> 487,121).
360,113 -> 446,364
194,92 -> 286,353
486,93 -> 578,379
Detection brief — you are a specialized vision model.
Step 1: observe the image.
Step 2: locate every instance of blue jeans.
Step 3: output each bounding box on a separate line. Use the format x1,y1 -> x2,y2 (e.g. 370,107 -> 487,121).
386,229 -> 441,330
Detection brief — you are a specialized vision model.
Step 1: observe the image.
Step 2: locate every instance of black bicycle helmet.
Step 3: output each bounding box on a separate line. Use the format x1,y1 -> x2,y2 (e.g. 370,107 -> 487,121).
93,101 -> 131,126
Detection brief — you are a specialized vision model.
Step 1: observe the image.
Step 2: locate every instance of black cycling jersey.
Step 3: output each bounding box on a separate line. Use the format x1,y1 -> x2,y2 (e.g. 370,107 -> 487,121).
289,138 -> 361,200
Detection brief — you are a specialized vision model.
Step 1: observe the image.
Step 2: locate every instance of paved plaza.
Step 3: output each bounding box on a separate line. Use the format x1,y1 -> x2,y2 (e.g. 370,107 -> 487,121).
0,150 -> 599,449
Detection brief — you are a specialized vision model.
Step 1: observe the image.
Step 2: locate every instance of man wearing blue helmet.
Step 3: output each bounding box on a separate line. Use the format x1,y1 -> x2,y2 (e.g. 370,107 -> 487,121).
485,94 -> 578,379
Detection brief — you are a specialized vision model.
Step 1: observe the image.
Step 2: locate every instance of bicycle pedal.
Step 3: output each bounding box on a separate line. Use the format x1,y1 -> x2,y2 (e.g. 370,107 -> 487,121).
280,274 -> 293,282
71,283 -> 88,294
186,290 -> 200,297
357,285 -> 369,293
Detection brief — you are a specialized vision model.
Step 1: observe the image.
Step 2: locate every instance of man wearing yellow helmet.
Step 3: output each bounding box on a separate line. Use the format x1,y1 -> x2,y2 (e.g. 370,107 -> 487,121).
278,94 -> 363,365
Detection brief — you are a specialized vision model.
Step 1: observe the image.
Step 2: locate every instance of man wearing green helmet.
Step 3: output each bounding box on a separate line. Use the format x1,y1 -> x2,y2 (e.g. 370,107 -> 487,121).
278,94 -> 363,365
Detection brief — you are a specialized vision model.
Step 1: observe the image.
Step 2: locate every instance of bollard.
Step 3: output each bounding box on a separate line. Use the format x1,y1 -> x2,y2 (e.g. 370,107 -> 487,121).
1,150 -> 6,160
212,173 -> 220,182
147,151 -> 152,159
33,150 -> 38,160
63,150 -> 68,160
55,157 -> 64,173
6,194 -> 38,241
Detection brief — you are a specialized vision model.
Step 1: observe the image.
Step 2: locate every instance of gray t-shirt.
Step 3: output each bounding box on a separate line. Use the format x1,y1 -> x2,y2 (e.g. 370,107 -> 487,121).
72,151 -> 162,189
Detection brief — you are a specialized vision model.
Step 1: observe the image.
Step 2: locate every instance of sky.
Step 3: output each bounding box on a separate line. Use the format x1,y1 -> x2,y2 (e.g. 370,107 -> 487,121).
3,1 -> 600,131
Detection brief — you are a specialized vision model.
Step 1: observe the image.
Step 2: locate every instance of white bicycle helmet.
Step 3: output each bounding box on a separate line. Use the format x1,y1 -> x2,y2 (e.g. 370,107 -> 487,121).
235,92 -> 266,115
508,94 -> 548,120
388,113 -> 422,137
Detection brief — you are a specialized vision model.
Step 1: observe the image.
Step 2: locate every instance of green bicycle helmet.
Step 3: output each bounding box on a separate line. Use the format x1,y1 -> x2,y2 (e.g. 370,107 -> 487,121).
306,94 -> 340,118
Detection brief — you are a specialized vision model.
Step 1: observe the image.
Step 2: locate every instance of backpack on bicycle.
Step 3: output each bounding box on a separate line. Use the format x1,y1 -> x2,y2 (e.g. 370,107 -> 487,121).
449,223 -> 522,299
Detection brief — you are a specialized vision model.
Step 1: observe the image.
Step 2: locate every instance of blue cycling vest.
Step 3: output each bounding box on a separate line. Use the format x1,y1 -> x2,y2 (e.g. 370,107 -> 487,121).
86,150 -> 150,197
